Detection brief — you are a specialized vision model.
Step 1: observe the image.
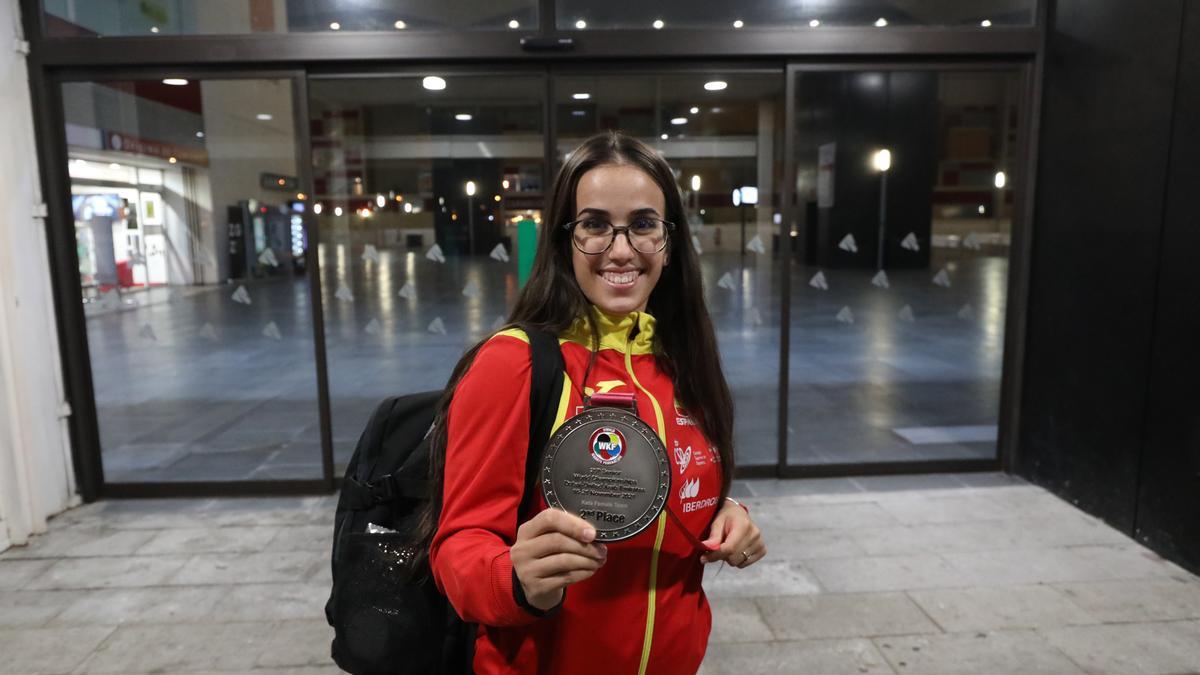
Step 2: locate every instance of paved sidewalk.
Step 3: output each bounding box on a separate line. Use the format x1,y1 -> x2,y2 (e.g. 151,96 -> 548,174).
1,473 -> 1199,674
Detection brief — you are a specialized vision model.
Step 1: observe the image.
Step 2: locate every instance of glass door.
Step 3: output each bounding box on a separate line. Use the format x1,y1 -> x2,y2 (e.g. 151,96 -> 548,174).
61,73 -> 329,488
783,64 -> 1023,474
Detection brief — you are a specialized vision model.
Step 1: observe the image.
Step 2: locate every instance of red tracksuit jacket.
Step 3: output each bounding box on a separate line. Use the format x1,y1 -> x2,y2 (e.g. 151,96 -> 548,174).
430,310 -> 724,674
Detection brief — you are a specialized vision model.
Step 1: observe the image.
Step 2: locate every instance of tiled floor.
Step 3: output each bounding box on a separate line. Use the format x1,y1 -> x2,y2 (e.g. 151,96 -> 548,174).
2,473 -> 1198,674
83,246 -> 1005,480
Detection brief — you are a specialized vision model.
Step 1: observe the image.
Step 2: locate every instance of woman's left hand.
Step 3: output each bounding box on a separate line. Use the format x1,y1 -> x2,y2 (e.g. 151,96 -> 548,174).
700,499 -> 765,569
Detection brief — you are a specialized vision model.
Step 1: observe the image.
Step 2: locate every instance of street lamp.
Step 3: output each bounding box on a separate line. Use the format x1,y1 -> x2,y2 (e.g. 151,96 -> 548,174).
465,180 -> 477,254
733,186 -> 758,257
873,149 -> 891,271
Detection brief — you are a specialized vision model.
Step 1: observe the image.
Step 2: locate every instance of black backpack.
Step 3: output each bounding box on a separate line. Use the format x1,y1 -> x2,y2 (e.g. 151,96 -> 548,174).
326,326 -> 565,675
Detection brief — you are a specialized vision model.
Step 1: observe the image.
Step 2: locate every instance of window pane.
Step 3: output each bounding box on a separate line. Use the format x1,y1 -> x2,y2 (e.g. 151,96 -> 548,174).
557,0 -> 1034,30
308,74 -> 545,471
65,77 -> 323,482
788,69 -> 1018,465
555,72 -> 784,468
44,0 -> 538,37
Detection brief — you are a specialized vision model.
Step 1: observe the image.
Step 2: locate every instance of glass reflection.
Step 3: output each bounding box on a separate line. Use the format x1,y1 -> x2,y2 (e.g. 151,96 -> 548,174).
64,78 -> 323,482
788,69 -> 1018,465
309,74 -> 545,469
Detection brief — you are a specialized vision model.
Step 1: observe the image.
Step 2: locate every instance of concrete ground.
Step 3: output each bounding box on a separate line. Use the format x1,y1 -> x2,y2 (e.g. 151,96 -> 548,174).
2,473 -> 1199,674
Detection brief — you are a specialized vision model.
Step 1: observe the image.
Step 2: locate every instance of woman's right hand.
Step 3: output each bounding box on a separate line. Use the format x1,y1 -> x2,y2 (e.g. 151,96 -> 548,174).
510,509 -> 608,611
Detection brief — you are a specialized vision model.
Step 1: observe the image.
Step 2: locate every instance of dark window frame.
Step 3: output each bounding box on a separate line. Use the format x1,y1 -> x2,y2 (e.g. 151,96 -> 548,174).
19,0 -> 1046,498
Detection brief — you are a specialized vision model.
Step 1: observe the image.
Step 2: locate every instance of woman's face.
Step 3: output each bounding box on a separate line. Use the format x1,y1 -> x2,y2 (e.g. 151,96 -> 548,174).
570,164 -> 669,317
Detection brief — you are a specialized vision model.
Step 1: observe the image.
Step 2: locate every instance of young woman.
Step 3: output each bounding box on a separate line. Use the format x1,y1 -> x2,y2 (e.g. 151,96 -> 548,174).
428,131 -> 766,674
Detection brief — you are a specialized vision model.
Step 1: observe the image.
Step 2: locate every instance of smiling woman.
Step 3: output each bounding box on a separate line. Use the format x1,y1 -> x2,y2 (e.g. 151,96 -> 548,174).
418,131 -> 765,674
569,165 -> 670,316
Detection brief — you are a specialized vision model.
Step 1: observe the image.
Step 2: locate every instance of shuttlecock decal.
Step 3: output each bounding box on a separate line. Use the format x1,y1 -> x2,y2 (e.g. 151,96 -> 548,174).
231,286 -> 252,305
745,235 -> 766,254
836,306 -> 855,324
364,318 -> 382,335
362,244 -> 379,263
898,305 -> 915,323
258,248 -> 279,267
809,271 -> 829,291
871,270 -> 890,289
489,244 -> 510,262
932,268 -> 951,288
717,271 -> 736,291
335,282 -> 355,303
900,232 -> 920,252
398,281 -> 416,299
838,234 -> 859,253
425,244 -> 446,264
427,317 -> 447,336
262,321 -> 283,340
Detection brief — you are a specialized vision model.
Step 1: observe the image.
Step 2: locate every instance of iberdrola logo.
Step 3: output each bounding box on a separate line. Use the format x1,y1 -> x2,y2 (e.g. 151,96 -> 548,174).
589,426 -> 626,465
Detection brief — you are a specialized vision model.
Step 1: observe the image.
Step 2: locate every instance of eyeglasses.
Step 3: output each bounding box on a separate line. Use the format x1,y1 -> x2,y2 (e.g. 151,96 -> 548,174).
563,216 -> 675,255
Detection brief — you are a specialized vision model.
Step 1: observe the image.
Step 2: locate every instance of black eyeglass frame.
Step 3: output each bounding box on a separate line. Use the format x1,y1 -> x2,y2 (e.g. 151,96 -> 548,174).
562,217 -> 677,255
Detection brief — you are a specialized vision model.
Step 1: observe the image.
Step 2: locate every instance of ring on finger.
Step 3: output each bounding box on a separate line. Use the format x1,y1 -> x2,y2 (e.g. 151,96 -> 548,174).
740,550 -> 751,565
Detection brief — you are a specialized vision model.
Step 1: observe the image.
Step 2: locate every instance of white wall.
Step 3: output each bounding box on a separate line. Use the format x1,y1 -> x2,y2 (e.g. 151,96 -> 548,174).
0,0 -> 78,551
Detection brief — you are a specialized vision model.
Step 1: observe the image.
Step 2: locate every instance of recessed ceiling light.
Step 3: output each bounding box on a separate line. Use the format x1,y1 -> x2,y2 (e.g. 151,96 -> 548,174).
575,19 -> 587,29
874,17 -> 888,27
162,78 -> 188,86
652,19 -> 664,29
572,92 -> 591,100
711,107 -> 722,113
423,76 -> 447,91
256,113 -> 273,121
329,21 -> 341,30
689,106 -> 699,114
572,110 -> 586,116
455,113 -> 472,121
980,19 -> 993,27
150,26 -> 160,34
394,20 -> 407,29
704,80 -> 727,91
671,117 -> 688,125
809,19 -> 821,27
733,20 -> 744,28
508,19 -> 519,29
660,133 -> 669,140
168,157 -> 177,164
195,131 -> 205,138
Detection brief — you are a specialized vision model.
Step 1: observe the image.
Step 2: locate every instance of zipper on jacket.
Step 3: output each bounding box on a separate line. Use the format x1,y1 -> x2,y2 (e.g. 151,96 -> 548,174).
623,315 -> 667,675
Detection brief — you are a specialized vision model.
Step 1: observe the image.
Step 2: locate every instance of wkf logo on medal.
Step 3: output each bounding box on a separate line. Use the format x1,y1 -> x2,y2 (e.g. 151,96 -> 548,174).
589,426 -> 626,465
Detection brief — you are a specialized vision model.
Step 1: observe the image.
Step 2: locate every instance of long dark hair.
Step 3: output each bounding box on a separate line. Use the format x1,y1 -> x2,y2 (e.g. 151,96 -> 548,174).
416,131 -> 735,550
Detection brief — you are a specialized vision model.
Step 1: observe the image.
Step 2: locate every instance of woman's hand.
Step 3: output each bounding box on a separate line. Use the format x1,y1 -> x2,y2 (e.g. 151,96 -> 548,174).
700,499 -> 765,569
511,509 -> 608,611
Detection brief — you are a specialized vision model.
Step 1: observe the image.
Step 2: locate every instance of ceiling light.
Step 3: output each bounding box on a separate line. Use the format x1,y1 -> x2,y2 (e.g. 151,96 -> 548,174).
502,179 -> 510,189
465,181 -> 476,196
508,19 -> 519,29
874,17 -> 888,27
376,194 -> 386,208
652,19 -> 664,29
690,175 -> 701,191
575,19 -> 587,29
689,106 -> 699,114
733,20 -> 744,28
334,206 -> 344,216
711,107 -> 722,113
455,113 -> 473,121
195,131 -> 205,138
330,21 -> 341,30
809,19 -> 821,27
313,203 -> 323,214
403,202 -> 413,213
168,157 -> 177,164
150,26 -> 159,34
572,92 -> 591,100
162,78 -> 188,86
572,110 -> 586,116
256,113 -> 273,121
394,20 -> 407,29
978,205 -> 986,214
994,171 -> 1007,189
660,133 -> 669,140
704,80 -> 727,91
981,19 -> 993,27
671,117 -> 688,125
108,163 -> 120,169
423,76 -> 447,91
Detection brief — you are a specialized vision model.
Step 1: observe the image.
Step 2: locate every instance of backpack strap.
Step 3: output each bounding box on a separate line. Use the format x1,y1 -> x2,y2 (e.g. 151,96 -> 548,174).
518,324 -> 565,519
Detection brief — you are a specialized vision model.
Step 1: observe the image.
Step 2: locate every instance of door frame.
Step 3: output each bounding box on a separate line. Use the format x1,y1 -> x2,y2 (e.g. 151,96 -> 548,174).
43,67 -> 335,499
770,59 -> 1038,479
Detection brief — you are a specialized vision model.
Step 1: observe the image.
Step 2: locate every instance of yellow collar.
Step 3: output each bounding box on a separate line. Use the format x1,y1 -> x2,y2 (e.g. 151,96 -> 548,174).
561,309 -> 657,355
